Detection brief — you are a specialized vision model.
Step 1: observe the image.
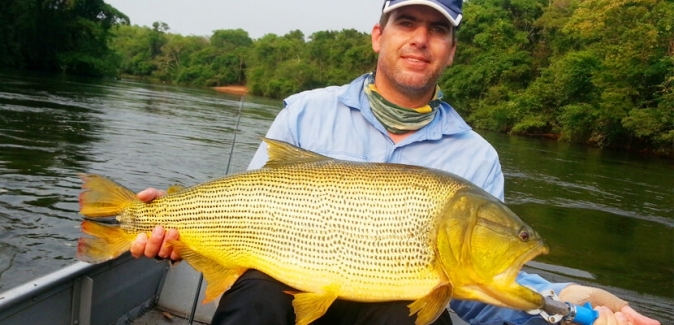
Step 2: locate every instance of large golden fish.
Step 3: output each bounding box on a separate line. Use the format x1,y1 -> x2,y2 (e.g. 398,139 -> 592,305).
77,138 -> 548,325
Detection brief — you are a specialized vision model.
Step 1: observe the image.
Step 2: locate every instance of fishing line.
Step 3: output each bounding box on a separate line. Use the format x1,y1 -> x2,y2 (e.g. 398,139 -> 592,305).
225,95 -> 244,175
186,94 -> 245,325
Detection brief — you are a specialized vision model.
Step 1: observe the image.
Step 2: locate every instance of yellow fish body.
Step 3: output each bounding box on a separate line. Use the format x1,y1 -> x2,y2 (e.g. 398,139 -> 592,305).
77,138 -> 548,325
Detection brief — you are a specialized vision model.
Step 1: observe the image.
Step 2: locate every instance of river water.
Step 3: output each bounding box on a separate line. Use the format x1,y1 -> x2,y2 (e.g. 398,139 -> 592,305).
0,71 -> 672,322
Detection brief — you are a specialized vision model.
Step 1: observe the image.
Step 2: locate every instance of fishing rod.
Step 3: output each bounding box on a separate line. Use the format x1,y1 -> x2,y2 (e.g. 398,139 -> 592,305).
186,94 -> 245,325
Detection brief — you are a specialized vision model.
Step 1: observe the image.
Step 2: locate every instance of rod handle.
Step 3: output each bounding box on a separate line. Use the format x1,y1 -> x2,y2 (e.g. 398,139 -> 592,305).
572,302 -> 599,325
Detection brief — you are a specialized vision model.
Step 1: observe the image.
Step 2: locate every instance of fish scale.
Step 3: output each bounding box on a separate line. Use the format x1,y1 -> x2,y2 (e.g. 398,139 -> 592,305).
77,138 -> 548,325
118,160 -> 461,301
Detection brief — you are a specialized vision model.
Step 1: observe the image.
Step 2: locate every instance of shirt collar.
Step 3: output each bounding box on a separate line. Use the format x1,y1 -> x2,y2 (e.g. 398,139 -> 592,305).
338,74 -> 473,138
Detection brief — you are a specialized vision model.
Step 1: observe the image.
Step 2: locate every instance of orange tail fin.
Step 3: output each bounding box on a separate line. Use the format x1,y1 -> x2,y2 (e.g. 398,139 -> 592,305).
77,220 -> 136,263
77,174 -> 139,263
79,174 -> 137,217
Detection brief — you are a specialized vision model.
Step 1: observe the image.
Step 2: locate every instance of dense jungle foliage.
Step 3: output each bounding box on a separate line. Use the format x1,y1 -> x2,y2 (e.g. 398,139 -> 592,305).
1,0 -> 672,155
0,0 -> 128,76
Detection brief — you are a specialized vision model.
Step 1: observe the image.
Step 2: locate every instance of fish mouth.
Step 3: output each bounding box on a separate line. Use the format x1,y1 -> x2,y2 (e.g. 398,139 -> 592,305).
452,239 -> 549,311
486,241 -> 548,284
486,241 -> 549,310
502,240 -> 549,281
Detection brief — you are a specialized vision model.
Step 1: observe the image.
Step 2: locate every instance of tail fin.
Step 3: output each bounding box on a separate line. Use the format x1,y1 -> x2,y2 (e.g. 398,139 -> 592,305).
79,174 -> 137,217
77,174 -> 139,264
77,220 -> 136,263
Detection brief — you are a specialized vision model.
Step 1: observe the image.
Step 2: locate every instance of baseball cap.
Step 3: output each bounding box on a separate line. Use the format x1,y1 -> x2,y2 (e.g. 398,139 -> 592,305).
382,0 -> 463,27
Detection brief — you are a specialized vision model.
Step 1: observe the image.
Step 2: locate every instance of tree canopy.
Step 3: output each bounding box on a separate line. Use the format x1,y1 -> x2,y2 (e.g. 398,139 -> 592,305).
442,0 -> 673,155
0,0 -> 129,76
1,0 -> 671,156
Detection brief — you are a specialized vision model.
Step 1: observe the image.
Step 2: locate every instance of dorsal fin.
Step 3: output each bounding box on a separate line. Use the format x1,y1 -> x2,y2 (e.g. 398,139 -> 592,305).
262,137 -> 330,168
166,184 -> 185,194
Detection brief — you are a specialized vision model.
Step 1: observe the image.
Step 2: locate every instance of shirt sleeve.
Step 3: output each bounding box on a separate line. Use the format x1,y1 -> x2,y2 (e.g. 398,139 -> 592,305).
449,272 -> 572,324
483,157 -> 505,202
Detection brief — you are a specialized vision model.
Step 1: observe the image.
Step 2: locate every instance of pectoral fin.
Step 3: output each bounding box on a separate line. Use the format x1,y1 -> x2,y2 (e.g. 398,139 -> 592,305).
285,285 -> 340,325
168,240 -> 246,303
407,226 -> 456,325
408,282 -> 453,325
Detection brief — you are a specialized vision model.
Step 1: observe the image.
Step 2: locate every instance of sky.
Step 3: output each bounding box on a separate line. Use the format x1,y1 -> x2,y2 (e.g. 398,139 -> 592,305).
105,0 -> 384,39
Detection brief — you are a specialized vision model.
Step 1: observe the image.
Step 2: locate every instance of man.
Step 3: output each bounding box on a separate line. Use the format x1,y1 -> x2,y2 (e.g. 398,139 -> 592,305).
132,1 -> 660,324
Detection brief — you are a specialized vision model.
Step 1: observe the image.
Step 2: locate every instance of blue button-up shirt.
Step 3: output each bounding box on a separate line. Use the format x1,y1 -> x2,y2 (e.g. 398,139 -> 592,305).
248,74 -> 569,325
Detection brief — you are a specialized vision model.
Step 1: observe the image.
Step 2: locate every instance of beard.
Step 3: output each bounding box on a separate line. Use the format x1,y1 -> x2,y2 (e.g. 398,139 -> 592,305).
376,54 -> 443,100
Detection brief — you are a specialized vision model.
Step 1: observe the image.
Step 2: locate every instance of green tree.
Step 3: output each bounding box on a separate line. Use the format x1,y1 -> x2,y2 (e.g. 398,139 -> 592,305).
442,0 -> 545,127
210,29 -> 253,85
245,29 -> 374,99
306,29 -> 376,85
154,34 -> 209,82
111,25 -> 157,76
557,0 -> 673,149
0,0 -> 129,76
246,31 -> 308,98
441,0 -> 673,155
176,46 -> 241,86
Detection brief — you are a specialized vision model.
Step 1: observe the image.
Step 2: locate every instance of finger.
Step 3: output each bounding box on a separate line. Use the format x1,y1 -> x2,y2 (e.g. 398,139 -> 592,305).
137,188 -> 166,203
130,233 -> 148,258
597,306 -> 618,325
620,305 -> 661,325
615,312 -> 632,325
144,226 -> 165,258
158,228 -> 180,259
167,229 -> 182,261
169,251 -> 182,262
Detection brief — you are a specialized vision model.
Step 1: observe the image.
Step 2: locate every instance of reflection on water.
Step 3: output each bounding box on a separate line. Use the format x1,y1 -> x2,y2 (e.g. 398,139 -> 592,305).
0,71 -> 280,292
481,131 -> 674,320
0,71 -> 672,322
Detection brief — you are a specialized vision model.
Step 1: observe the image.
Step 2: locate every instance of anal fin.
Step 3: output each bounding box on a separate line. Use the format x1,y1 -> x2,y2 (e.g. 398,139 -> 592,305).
168,240 -> 246,303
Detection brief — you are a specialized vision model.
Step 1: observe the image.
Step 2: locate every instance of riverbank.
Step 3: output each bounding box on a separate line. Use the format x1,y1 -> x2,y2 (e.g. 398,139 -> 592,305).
212,85 -> 248,95
107,74 -> 674,159
117,75 -> 249,96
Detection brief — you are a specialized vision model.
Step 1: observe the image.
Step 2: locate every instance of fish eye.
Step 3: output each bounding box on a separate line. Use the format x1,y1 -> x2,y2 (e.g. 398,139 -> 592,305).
518,228 -> 530,242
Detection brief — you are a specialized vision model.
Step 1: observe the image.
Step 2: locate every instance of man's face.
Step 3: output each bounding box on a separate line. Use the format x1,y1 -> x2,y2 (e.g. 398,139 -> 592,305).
372,5 -> 456,101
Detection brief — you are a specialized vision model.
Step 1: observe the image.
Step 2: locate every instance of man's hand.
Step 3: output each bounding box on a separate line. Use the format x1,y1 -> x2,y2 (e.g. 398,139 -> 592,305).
129,188 -> 181,261
560,284 -> 660,325
593,306 -> 630,325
